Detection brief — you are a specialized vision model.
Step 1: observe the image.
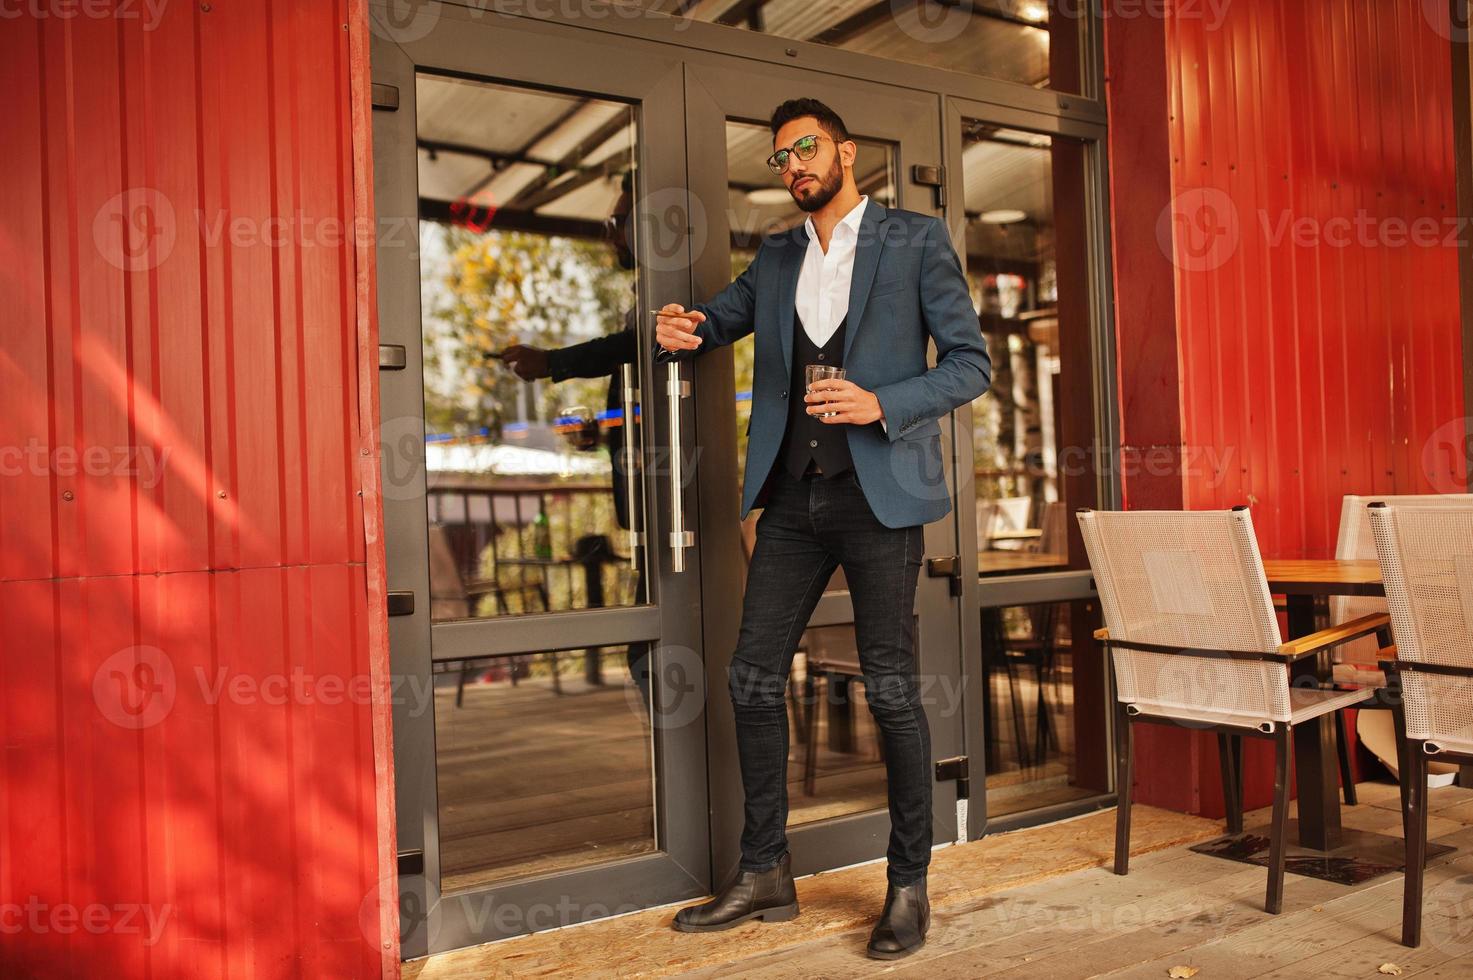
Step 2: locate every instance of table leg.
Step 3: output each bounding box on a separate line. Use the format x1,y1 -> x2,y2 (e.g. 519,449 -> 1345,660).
1286,592 -> 1342,850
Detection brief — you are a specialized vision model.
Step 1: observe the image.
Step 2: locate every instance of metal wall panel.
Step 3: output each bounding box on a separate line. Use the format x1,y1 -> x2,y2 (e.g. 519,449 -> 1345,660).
1166,0 -> 1465,556
0,3 -> 388,976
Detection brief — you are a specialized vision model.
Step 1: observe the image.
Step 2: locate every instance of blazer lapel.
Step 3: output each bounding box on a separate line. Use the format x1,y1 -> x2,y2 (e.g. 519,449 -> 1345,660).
843,201 -> 889,363
776,223 -> 807,379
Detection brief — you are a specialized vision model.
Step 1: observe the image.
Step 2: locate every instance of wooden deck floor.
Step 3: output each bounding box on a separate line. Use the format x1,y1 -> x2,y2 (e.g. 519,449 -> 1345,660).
436,651 -> 1085,893
405,781 -> 1473,978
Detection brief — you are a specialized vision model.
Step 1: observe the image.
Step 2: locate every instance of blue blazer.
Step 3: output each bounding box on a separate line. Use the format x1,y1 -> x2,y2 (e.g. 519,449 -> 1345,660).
655,202 -> 991,528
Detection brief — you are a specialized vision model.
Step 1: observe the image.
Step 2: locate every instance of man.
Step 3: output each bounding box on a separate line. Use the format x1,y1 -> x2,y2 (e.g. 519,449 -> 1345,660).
499,172 -> 651,706
654,98 -> 990,959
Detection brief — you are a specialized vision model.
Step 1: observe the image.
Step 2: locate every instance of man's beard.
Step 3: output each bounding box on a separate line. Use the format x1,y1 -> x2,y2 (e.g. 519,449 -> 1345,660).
790,155 -> 843,213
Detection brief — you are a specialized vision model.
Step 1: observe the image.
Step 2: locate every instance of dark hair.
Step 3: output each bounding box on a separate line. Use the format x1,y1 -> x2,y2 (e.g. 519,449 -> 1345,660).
769,98 -> 850,145
619,169 -> 634,194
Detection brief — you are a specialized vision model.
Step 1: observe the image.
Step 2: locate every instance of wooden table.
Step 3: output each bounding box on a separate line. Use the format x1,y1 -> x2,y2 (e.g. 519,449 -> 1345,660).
979,551 -> 1069,576
1261,558 -> 1384,851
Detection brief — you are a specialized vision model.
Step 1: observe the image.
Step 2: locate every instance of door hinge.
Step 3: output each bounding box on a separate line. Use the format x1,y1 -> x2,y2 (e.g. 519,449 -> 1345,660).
935,755 -> 970,844
926,554 -> 963,597
379,344 -> 407,370
397,849 -> 424,877
372,83 -> 400,112
911,163 -> 947,209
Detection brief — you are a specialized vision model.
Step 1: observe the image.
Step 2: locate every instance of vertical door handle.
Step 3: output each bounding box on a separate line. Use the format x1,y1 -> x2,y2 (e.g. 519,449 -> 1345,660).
666,361 -> 695,572
620,363 -> 644,570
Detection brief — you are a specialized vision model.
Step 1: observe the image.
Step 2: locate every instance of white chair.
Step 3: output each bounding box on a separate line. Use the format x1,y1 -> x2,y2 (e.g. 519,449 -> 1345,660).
1078,507 -> 1390,914
1331,494 -> 1473,680
1366,502 -> 1473,947
1327,494 -> 1473,804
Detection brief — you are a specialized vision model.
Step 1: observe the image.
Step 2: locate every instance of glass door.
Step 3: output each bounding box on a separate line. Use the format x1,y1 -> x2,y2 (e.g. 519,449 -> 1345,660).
681,61 -> 974,882
942,96 -> 1114,828
372,8 -> 708,957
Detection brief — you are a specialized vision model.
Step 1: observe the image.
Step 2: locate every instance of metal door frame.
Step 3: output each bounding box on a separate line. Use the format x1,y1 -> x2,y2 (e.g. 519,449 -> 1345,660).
371,5 -> 711,957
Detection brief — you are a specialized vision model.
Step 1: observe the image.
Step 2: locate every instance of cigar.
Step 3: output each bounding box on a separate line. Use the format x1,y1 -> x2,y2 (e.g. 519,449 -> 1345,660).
648,308 -> 703,320
483,350 -> 510,361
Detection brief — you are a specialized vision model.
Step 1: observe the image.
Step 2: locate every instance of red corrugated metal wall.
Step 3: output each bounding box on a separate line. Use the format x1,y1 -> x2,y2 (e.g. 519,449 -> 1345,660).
1166,0 -> 1466,545
1133,0 -> 1465,815
0,2 -> 393,976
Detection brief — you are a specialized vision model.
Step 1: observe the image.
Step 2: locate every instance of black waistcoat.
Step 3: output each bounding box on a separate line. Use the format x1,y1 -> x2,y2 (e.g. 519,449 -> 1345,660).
779,312 -> 854,480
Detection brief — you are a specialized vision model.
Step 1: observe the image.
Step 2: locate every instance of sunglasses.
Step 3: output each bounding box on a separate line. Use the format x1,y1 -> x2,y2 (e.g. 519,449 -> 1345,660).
766,133 -> 839,176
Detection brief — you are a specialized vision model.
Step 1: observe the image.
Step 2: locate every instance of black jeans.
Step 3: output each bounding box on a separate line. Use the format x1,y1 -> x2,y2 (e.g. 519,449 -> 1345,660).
728,465 -> 931,887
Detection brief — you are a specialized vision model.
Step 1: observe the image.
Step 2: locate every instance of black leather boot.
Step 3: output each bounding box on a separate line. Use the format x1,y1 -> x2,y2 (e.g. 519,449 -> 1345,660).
671,852 -> 799,932
866,876 -> 929,959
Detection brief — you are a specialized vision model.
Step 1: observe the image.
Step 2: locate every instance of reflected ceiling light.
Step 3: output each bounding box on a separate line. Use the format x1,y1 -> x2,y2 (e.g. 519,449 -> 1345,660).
1019,2 -> 1048,23
980,209 -> 1028,225
746,187 -> 793,205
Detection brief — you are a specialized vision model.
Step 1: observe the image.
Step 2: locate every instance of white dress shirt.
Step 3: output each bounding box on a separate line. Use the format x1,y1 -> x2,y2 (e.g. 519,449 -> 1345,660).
795,195 -> 885,431
795,195 -> 868,347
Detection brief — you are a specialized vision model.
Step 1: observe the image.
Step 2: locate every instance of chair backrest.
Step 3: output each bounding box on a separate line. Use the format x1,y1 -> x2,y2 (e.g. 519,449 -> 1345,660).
1367,502 -> 1473,745
1035,500 -> 1067,557
995,496 -> 1031,531
1332,493 -> 1473,665
1078,508 -> 1291,722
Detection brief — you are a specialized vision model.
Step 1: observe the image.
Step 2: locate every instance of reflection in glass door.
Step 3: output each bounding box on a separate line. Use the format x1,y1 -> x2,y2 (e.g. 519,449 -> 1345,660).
373,10 -> 708,956
950,115 -> 1111,821
415,74 -> 655,892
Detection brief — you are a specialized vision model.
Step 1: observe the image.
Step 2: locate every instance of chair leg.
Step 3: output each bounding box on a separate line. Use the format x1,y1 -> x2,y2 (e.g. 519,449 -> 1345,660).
1005,659 -> 1031,770
1217,733 -> 1243,834
1335,710 -> 1358,807
1265,728 -> 1291,915
1403,744 -> 1429,947
1113,700 -> 1133,875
